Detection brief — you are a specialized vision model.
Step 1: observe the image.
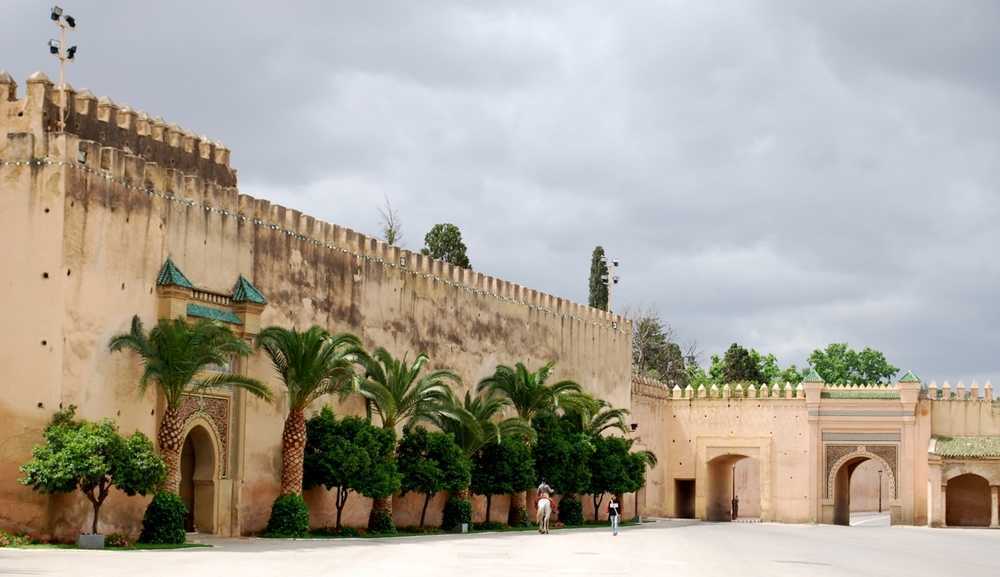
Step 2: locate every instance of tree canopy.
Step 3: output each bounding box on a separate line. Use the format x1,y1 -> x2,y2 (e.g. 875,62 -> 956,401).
20,407 -> 165,534
303,407 -> 400,529
531,412 -> 594,497
631,311 -> 688,386
421,223 -> 471,268
397,427 -> 472,527
470,435 -> 535,523
586,435 -> 635,520
808,343 -> 899,385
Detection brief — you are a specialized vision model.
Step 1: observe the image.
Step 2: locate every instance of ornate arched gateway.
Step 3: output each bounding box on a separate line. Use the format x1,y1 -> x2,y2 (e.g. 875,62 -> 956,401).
826,446 -> 898,525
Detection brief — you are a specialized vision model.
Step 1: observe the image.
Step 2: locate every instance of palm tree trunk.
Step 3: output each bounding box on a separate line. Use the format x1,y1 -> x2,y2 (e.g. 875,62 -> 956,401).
508,490 -> 527,526
158,406 -> 185,493
280,408 -> 306,495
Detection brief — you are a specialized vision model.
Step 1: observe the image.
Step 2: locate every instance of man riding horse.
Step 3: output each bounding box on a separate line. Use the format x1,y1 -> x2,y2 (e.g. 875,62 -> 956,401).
536,480 -> 554,534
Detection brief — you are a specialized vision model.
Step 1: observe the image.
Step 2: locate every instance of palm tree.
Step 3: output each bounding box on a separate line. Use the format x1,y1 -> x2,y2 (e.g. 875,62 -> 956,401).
356,347 -> 459,529
564,395 -> 630,437
476,361 -> 584,525
109,315 -> 271,493
256,326 -> 363,495
433,389 -> 535,457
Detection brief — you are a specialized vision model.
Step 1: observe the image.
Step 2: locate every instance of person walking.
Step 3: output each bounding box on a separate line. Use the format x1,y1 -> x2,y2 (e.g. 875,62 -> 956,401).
608,495 -> 621,536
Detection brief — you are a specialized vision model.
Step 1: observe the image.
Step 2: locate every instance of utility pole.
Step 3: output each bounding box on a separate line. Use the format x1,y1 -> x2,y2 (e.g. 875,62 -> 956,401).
48,6 -> 78,131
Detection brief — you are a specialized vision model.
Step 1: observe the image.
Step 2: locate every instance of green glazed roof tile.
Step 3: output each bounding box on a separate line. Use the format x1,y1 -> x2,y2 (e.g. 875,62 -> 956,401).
802,367 -> 824,383
931,436 -> 1000,458
187,303 -> 242,325
821,390 -> 901,400
899,370 -> 921,383
231,275 -> 267,304
156,257 -> 194,289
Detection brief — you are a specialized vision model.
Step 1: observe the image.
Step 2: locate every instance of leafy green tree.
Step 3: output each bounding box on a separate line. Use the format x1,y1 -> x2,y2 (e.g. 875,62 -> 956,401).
256,326 -> 363,496
431,389 -> 534,458
397,427 -> 471,527
588,246 -> 609,310
477,361 -> 584,524
356,348 -> 459,530
421,223 -> 471,268
721,343 -> 764,384
622,448 -> 657,518
779,364 -> 805,385
470,436 -> 535,524
808,343 -> 899,385
109,316 -> 271,493
303,407 -> 399,529
586,436 -> 634,520
532,412 -> 595,501
20,407 -> 165,534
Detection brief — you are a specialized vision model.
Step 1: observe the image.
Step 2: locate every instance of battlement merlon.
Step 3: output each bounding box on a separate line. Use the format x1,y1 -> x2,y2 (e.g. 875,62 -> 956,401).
0,71 -> 236,187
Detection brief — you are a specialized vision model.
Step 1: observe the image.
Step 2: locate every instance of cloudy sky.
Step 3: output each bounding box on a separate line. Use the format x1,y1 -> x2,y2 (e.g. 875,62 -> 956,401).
3,1 -> 999,383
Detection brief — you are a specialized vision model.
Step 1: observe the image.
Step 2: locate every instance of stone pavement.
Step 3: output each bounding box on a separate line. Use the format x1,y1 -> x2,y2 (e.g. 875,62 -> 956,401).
1,520 -> 997,577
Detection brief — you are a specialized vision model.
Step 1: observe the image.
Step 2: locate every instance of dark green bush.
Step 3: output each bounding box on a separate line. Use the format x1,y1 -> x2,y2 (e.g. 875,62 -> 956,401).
367,508 -> 396,534
314,526 -> 361,538
473,521 -> 505,531
139,492 -> 187,544
265,494 -> 310,537
442,496 -> 472,532
557,496 -> 583,526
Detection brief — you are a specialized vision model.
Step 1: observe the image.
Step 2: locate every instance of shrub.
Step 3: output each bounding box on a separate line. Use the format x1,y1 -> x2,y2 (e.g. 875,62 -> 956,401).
473,521 -> 505,531
441,496 -> 472,532
105,532 -> 132,548
0,530 -> 32,547
265,494 -> 310,537
557,496 -> 583,526
367,508 -> 396,534
139,492 -> 187,544
314,526 -> 361,538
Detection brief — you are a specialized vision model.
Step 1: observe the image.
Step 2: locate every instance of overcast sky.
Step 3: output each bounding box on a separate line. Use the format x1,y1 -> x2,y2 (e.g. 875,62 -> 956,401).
4,1 -> 999,383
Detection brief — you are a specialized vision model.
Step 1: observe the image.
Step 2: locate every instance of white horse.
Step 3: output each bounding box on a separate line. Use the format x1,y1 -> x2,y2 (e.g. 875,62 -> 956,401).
536,497 -> 552,534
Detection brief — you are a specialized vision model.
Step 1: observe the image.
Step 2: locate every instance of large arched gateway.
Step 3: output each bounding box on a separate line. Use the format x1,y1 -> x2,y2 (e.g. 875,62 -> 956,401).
945,474 -> 991,527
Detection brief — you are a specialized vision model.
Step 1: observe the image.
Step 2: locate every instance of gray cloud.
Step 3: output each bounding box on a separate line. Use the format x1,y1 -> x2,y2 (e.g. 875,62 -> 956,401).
4,0 -> 999,382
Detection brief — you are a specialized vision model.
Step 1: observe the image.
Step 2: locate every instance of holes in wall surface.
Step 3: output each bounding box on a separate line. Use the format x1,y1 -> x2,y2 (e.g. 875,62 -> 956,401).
44,208 -> 50,214
66,269 -> 71,276
42,272 -> 49,279
41,340 -> 47,346
17,111 -> 23,117
121,283 -> 126,290
37,402 -> 43,408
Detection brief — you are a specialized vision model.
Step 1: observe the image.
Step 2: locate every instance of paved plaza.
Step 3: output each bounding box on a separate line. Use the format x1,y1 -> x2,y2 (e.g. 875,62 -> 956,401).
2,520 -> 997,577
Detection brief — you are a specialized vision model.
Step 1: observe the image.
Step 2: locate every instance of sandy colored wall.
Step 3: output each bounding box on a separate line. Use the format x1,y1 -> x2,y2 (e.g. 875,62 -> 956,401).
0,75 -> 632,539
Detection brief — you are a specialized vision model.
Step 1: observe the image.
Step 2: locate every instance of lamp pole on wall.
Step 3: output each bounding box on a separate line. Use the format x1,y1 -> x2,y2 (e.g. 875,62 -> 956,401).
731,464 -> 738,521
600,255 -> 619,312
878,469 -> 883,513
48,5 -> 78,132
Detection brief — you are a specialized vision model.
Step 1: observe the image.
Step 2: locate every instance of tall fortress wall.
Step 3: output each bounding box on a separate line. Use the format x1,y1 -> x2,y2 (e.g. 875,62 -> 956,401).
0,72 -> 632,537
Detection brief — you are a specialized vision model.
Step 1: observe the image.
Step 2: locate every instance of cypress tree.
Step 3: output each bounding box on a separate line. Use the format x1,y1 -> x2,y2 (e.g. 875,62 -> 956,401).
588,246 -> 609,310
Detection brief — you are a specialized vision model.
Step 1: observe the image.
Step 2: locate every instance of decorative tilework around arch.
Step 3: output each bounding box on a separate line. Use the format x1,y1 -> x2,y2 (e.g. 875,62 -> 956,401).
825,444 -> 898,499
178,394 -> 229,476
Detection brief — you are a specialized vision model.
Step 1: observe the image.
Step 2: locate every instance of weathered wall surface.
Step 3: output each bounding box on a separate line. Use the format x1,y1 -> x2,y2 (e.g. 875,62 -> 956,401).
0,73 -> 632,539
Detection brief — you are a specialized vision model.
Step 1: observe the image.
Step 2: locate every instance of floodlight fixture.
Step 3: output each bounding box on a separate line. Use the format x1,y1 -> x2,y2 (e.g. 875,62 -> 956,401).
65,15 -> 75,28
66,45 -> 76,59
48,39 -> 59,54
51,6 -> 62,20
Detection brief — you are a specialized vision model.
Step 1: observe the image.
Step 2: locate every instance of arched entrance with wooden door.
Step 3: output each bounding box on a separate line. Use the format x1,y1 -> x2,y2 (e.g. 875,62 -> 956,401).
830,449 -> 896,526
945,473 -> 991,527
706,454 -> 761,521
179,422 -> 219,533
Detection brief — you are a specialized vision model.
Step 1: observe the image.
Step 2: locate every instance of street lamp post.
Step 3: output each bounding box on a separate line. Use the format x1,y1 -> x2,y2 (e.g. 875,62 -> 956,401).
48,6 -> 78,132
600,256 -> 619,312
878,469 -> 883,513
731,464 -> 739,521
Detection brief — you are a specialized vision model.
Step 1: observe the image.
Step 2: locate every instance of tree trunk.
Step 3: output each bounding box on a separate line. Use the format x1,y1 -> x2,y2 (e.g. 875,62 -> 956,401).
508,490 -> 527,526
158,406 -> 185,493
85,482 -> 109,534
485,494 -> 492,524
281,409 -> 307,495
369,495 -> 393,529
420,493 -> 431,528
335,487 -> 347,530
593,494 -> 603,521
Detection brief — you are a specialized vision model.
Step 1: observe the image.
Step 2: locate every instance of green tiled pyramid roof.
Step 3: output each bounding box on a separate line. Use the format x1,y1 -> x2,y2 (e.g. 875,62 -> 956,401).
231,275 -> 267,305
802,367 -> 824,383
156,257 -> 193,289
931,436 -> 1000,459
899,370 -> 921,383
